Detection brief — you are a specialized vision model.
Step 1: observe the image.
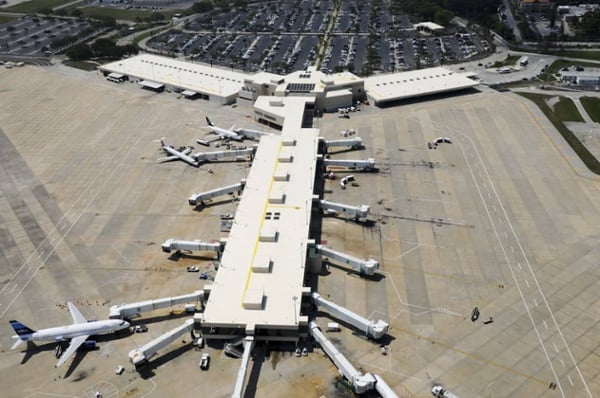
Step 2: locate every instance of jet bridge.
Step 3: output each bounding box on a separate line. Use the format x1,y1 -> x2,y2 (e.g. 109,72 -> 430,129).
188,180 -> 246,206
231,336 -> 255,398
322,158 -> 376,172
318,199 -> 370,220
315,244 -> 379,275
322,137 -> 363,152
109,290 -> 205,319
309,322 -> 398,397
193,147 -> 255,163
161,239 -> 225,255
129,319 -> 194,368
311,293 -> 388,339
309,321 -> 376,394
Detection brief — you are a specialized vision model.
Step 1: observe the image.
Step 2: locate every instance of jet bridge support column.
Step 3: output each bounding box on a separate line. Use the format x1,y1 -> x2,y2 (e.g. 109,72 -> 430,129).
231,336 -> 255,398
309,322 -> 375,394
311,292 -> 388,339
315,244 -> 378,275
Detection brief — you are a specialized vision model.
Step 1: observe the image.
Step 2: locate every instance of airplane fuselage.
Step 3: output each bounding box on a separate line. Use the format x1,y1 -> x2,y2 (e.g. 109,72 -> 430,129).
14,319 -> 129,343
210,126 -> 243,141
162,145 -> 199,167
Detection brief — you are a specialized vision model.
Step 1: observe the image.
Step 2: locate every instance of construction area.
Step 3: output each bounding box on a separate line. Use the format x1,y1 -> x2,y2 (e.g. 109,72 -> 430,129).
0,63 -> 598,398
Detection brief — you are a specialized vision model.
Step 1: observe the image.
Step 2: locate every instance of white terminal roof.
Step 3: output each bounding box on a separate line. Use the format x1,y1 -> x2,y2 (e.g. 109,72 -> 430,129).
202,97 -> 318,331
100,54 -> 246,99
364,67 -> 479,104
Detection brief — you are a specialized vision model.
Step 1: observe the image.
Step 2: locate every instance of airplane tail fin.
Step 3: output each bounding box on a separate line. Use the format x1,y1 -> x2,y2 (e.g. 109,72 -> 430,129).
9,320 -> 35,343
206,116 -> 214,126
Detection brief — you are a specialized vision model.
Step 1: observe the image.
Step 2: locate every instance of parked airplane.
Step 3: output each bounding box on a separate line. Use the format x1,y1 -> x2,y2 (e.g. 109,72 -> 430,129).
10,302 -> 130,367
203,117 -> 271,142
156,138 -> 199,167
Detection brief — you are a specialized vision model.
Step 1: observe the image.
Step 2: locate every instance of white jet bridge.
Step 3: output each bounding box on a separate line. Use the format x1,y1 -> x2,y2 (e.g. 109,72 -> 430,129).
315,244 -> 379,275
231,336 -> 255,398
309,322 -> 398,397
129,319 -> 194,368
322,137 -> 363,151
109,290 -> 205,319
318,199 -> 370,220
311,292 -> 388,339
188,180 -> 246,206
322,158 -> 376,171
161,238 -> 225,256
193,147 -> 255,163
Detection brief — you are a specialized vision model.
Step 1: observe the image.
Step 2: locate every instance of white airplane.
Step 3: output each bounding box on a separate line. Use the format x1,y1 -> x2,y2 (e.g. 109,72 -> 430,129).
156,138 -> 200,167
203,117 -> 272,142
10,301 -> 130,367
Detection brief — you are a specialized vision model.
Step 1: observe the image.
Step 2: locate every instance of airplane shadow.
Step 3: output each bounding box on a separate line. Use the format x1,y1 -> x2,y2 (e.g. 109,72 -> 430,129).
18,341 -> 56,365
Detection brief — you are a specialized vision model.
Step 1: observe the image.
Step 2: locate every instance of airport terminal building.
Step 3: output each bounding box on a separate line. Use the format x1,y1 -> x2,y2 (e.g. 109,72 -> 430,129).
100,54 -> 478,128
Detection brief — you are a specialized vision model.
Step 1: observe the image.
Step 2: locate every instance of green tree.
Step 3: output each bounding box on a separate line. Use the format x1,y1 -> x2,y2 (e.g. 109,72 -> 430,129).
65,43 -> 93,60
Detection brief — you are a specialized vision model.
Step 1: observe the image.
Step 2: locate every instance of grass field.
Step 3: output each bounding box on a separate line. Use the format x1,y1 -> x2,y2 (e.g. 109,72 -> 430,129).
490,55 -> 521,68
0,15 -> 20,24
580,96 -> 600,123
62,59 -> 100,71
3,0 -> 73,13
518,92 -> 600,174
552,96 -> 584,122
539,59 -> 600,82
543,50 -> 600,62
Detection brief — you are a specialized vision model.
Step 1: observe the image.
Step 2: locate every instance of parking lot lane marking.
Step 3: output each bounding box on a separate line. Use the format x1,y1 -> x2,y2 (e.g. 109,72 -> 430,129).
533,298 -> 538,307
510,245 -> 515,253
517,262 -> 522,270
560,359 -> 566,369
525,279 -> 530,288
554,342 -> 559,354
568,375 -> 574,387
543,320 -> 549,329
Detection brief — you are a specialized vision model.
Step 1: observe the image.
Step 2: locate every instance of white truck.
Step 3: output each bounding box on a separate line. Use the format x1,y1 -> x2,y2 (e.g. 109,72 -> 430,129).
432,385 -> 459,398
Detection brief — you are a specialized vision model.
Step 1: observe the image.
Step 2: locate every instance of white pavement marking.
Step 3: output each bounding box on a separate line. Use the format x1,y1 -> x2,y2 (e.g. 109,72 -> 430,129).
554,342 -> 559,354
533,298 -> 538,307
525,279 -> 530,288
560,359 -> 566,369
543,320 -> 549,330
568,375 -> 574,387
517,262 -> 522,270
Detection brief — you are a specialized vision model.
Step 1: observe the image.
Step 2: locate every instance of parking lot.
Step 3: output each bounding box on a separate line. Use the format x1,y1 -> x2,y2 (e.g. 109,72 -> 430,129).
146,0 -> 491,75
0,15 -> 97,57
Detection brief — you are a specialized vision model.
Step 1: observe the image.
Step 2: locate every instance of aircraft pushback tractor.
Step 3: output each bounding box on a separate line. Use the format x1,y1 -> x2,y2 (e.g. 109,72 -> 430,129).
10,301 -> 130,367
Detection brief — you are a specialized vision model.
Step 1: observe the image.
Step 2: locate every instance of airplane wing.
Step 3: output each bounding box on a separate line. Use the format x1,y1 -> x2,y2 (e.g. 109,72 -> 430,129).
157,155 -> 181,163
67,302 -> 87,324
56,334 -> 88,367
